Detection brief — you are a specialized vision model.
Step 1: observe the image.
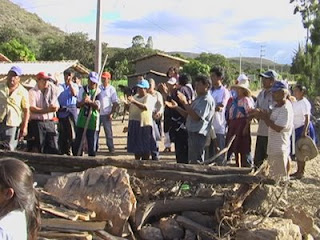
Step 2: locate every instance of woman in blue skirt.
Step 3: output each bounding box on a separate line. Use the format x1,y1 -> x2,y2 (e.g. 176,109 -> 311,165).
126,79 -> 157,160
290,84 -> 317,179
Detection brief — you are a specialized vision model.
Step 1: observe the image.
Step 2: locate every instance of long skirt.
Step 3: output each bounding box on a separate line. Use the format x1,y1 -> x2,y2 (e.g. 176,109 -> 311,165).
226,118 -> 251,155
127,120 -> 157,155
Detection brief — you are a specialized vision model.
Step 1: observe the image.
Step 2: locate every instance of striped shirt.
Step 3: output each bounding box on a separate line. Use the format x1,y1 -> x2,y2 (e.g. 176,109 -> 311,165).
267,100 -> 293,155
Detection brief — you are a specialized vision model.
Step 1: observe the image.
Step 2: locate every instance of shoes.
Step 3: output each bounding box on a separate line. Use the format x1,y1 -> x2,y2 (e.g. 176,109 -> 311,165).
289,171 -> 304,180
163,147 -> 171,153
109,149 -> 115,155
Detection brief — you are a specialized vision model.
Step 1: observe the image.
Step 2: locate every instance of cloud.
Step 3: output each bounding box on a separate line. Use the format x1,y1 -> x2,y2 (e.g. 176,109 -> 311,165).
11,0 -> 306,64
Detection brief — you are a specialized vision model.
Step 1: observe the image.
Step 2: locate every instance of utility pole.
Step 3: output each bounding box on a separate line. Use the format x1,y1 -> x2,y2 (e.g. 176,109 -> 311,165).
259,45 -> 265,88
94,0 -> 102,73
239,52 -> 242,74
260,45 -> 265,73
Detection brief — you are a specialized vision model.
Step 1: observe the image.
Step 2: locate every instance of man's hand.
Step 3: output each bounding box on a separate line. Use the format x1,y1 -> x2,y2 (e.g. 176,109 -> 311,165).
158,83 -> 168,95
165,100 -> 178,109
19,125 -> 27,140
177,91 -> 188,105
48,105 -> 59,113
153,112 -> 162,120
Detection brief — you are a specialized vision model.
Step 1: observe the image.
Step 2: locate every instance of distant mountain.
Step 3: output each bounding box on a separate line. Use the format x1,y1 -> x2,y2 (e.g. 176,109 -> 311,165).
0,0 -> 64,40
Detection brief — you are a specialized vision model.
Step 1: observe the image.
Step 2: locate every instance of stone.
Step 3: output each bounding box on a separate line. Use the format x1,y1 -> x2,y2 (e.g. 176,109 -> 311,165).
243,185 -> 282,216
158,217 -> 184,240
284,206 -> 316,236
139,226 -> 163,240
44,166 -> 136,236
235,215 -> 302,240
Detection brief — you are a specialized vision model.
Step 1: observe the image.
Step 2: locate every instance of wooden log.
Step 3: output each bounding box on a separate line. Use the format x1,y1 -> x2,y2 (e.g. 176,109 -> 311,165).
94,230 -> 128,240
128,169 -> 273,185
41,218 -> 106,231
39,190 -> 96,219
38,231 -> 92,240
0,150 -> 252,175
134,197 -> 224,229
39,202 -> 79,221
176,215 -> 219,240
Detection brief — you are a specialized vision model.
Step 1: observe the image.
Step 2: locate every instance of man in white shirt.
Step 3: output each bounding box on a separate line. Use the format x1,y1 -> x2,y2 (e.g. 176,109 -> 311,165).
253,70 -> 277,168
98,72 -> 119,153
208,66 -> 230,165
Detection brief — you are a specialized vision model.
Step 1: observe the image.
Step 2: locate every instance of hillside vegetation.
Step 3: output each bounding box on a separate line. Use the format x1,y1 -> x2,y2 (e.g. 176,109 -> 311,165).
0,0 -> 64,40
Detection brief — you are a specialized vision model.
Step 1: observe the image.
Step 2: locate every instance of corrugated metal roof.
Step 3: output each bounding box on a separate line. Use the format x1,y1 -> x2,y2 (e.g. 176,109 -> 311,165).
0,60 -> 90,75
131,52 -> 189,64
0,53 -> 11,63
127,69 -> 167,78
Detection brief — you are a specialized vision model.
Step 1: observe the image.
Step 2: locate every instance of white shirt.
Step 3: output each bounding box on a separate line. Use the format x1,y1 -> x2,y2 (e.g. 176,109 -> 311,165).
148,90 -> 164,115
267,100 -> 293,156
210,85 -> 230,134
292,97 -> 311,129
99,85 -> 118,116
0,210 -> 27,240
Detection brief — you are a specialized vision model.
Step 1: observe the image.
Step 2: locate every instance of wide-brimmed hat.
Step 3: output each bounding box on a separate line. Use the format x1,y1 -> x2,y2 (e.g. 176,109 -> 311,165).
231,76 -> 251,96
22,79 -> 37,89
296,136 -> 318,161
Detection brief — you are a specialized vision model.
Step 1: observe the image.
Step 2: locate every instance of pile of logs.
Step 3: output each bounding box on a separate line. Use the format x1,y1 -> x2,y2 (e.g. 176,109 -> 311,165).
38,189 -> 124,240
0,150 -> 279,240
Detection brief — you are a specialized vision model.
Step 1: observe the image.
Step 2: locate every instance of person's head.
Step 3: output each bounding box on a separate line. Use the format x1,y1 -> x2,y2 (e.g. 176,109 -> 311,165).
63,69 -> 74,83
137,75 -> 145,82
73,73 -> 82,86
166,67 -> 178,78
7,66 -> 22,89
271,81 -> 289,103
210,66 -> 224,86
136,79 -> 149,97
166,77 -> 177,92
36,72 -> 50,90
88,72 -> 99,89
293,84 -> 307,100
259,70 -> 277,90
148,78 -> 156,93
231,76 -> 251,98
0,158 -> 40,240
101,72 -> 111,87
178,74 -> 191,87
194,75 -> 211,96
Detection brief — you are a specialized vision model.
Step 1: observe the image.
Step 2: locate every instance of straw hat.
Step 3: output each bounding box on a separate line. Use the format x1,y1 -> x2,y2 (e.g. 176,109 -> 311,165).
22,78 -> 37,89
296,136 -> 318,161
231,74 -> 251,96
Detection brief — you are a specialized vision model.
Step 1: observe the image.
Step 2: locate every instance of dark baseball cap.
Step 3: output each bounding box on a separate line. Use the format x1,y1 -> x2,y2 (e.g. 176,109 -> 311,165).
259,70 -> 278,79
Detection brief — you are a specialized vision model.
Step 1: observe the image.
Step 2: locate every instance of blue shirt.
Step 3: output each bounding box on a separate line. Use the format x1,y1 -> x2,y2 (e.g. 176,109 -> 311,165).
186,92 -> 215,136
58,83 -> 79,107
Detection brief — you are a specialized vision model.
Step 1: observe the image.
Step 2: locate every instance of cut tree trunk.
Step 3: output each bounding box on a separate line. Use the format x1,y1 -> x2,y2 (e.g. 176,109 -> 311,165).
134,197 -> 224,229
129,169 -> 272,185
0,150 -> 252,175
176,216 -> 219,240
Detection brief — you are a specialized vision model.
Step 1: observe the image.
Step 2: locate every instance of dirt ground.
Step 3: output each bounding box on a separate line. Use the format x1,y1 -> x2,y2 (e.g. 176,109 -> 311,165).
96,117 -> 320,221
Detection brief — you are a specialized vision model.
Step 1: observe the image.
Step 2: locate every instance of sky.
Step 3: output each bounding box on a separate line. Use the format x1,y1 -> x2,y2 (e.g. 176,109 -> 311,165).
12,0 -> 306,64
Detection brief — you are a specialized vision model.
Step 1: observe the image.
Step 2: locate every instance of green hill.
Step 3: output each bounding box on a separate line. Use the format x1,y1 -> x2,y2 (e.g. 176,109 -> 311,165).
0,0 -> 64,40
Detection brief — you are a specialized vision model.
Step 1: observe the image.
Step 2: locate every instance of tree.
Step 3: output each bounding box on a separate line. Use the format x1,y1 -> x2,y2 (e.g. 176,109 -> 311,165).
290,0 -> 319,51
113,58 -> 129,80
145,36 -> 153,49
132,35 -> 145,48
0,39 -> 36,61
181,60 -> 210,80
195,53 -> 229,68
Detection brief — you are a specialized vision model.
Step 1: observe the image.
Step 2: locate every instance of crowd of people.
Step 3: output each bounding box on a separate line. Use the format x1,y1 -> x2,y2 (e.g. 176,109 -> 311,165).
0,65 -> 318,181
